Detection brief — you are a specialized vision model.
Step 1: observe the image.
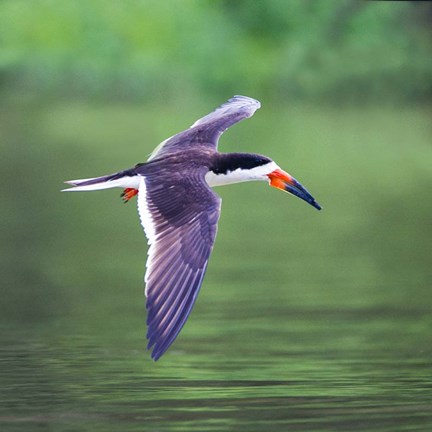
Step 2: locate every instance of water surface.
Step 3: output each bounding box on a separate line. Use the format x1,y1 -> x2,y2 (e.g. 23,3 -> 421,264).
1,103 -> 431,431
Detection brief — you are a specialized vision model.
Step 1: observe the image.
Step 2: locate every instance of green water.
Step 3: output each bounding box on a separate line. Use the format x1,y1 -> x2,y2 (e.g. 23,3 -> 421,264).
1,103 -> 432,431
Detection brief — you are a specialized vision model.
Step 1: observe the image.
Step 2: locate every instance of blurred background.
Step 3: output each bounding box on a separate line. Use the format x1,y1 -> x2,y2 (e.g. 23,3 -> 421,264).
1,0 -> 432,103
1,1 -> 432,431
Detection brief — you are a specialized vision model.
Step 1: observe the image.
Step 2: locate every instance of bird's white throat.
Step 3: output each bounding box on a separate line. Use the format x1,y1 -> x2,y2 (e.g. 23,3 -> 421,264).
205,161 -> 278,187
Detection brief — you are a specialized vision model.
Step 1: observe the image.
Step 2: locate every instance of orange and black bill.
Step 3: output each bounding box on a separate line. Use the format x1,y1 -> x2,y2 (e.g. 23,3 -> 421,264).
268,169 -> 322,211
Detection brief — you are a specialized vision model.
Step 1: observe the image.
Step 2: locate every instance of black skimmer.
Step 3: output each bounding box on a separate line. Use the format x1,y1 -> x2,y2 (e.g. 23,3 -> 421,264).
63,95 -> 321,360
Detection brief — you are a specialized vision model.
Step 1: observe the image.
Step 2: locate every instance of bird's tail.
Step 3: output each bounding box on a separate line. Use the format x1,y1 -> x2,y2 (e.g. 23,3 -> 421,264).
62,168 -> 140,192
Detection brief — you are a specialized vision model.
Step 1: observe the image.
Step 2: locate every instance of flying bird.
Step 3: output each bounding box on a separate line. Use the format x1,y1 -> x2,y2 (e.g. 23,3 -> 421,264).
63,95 -> 321,360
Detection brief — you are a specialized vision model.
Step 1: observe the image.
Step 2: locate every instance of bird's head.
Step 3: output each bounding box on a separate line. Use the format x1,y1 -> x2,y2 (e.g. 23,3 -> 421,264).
208,153 -> 321,210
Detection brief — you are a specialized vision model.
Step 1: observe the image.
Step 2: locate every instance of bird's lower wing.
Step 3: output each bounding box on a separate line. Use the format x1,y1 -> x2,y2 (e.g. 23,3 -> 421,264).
137,172 -> 221,360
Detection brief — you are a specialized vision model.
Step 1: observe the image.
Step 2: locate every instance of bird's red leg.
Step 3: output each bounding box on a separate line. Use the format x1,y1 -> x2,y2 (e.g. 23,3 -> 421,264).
121,188 -> 139,203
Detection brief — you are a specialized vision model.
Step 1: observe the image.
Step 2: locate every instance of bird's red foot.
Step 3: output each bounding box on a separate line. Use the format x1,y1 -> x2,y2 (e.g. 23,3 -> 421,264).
121,188 -> 138,203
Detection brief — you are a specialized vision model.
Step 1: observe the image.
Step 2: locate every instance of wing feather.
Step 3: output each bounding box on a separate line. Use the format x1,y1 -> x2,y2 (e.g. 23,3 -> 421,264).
148,95 -> 260,161
137,171 -> 221,360
152,271 -> 205,357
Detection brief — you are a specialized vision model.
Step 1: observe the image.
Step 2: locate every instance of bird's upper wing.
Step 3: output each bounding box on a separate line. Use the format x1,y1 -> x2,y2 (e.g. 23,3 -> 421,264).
137,170 -> 221,360
148,95 -> 261,161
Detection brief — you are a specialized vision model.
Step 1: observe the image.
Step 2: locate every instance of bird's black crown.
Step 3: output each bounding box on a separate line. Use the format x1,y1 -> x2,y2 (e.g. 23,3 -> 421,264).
211,153 -> 271,175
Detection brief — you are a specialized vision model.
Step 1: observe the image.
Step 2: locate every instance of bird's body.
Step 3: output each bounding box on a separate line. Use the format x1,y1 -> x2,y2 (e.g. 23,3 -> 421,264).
63,96 -> 321,360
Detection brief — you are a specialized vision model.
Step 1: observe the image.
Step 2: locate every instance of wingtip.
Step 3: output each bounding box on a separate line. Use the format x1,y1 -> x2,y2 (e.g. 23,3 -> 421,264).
151,351 -> 162,361
231,95 -> 261,110
146,330 -> 161,360
231,94 -> 261,108
147,341 -> 164,361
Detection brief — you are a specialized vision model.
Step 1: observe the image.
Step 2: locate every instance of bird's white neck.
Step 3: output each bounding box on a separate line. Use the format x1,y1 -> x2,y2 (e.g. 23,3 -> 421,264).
205,161 -> 279,187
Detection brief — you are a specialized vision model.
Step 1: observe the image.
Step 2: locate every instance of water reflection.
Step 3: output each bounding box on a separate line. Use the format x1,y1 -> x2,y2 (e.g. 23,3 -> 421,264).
1,104 -> 431,431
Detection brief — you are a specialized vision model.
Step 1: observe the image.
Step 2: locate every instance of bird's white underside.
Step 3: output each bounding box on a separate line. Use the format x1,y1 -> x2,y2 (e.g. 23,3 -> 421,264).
63,160 -> 278,193
137,177 -> 158,297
